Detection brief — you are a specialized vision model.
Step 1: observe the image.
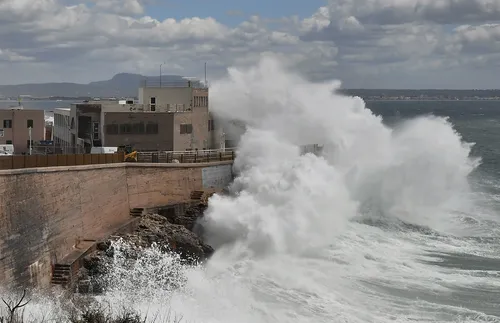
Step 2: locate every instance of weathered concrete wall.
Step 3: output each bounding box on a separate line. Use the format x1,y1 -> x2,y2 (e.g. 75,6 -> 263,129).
0,161 -> 233,288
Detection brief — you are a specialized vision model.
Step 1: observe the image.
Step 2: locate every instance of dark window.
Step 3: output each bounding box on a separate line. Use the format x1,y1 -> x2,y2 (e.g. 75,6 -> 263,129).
150,105 -> 156,112
132,122 -> 145,134
150,97 -> 156,104
92,122 -> 99,140
180,124 -> 193,134
105,124 -> 119,135
27,140 -> 33,148
208,119 -> 214,131
6,140 -> 12,144
27,119 -> 34,128
120,123 -> 132,134
3,120 -> 12,128
146,123 -> 158,134
70,117 -> 75,129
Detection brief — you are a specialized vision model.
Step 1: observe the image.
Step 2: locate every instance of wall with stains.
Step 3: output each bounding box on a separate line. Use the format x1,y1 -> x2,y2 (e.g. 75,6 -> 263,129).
0,161 -> 233,288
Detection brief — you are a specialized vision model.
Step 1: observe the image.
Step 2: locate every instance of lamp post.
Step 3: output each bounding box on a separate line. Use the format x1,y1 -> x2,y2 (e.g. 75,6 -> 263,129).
160,62 -> 165,87
28,126 -> 32,155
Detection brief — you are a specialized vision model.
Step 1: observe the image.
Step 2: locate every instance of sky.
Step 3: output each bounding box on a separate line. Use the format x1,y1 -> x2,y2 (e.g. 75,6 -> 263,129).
1,0 -> 500,89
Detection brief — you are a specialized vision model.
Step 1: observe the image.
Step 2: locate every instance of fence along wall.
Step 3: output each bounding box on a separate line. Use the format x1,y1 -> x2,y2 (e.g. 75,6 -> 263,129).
0,161 -> 233,288
0,153 -> 124,170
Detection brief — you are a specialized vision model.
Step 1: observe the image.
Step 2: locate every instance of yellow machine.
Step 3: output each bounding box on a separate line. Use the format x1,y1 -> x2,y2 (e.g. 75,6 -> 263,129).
118,145 -> 137,162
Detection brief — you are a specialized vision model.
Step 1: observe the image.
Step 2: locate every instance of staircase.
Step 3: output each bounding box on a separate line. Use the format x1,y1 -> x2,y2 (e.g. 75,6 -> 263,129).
51,264 -> 71,286
190,190 -> 204,201
130,208 -> 144,217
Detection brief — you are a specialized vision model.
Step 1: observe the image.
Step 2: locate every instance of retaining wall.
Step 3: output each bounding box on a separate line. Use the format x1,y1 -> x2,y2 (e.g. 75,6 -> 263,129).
0,161 -> 233,288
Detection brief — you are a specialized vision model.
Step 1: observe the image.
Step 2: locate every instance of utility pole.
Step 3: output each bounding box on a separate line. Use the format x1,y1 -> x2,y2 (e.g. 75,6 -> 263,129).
28,126 -> 32,155
160,62 -> 165,87
204,62 -> 207,86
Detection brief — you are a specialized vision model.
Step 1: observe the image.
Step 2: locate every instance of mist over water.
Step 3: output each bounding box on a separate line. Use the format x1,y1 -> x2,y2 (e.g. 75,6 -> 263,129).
9,57 -> 500,322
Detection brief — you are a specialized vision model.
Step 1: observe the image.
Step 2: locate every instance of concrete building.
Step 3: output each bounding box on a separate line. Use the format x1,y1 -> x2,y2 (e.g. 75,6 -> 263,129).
53,108 -> 79,153
53,80 -> 225,153
0,108 -> 45,154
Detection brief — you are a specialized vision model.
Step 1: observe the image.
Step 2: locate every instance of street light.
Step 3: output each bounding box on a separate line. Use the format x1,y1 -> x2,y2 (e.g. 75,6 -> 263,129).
160,62 -> 165,87
28,126 -> 32,155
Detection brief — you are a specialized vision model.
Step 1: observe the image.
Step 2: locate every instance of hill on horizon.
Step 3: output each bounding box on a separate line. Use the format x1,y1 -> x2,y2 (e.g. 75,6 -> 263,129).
0,73 -> 191,98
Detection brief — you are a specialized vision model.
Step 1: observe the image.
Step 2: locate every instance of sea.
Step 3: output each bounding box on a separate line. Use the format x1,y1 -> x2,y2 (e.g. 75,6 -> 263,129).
4,59 -> 500,323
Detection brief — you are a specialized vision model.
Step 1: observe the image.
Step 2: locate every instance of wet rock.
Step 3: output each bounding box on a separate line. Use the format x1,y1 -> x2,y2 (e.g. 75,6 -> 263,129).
75,203 -> 212,294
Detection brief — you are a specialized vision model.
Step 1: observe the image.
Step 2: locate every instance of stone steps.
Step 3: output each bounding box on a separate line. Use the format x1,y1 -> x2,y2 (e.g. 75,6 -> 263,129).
130,208 -> 144,217
51,264 -> 71,286
190,190 -> 204,200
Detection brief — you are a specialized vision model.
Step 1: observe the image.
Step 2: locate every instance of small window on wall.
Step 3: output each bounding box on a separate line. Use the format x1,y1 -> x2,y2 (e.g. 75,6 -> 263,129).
3,120 -> 12,128
106,124 -> 119,134
27,119 -> 34,128
150,97 -> 156,111
6,140 -> 12,144
208,119 -> 214,131
180,124 -> 193,134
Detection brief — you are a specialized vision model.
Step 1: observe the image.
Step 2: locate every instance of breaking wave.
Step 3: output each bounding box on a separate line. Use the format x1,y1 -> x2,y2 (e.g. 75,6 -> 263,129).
9,57 -> 500,322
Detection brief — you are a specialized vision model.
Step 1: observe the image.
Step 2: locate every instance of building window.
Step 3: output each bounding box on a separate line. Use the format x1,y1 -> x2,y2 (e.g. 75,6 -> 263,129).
146,122 -> 158,134
208,119 -> 214,131
150,97 -> 156,111
26,140 -> 33,148
27,119 -> 34,128
132,122 -> 145,134
92,122 -> 99,140
106,124 -> 119,135
180,124 -> 193,134
194,96 -> 208,107
3,120 -> 12,128
120,124 -> 132,134
6,140 -> 12,144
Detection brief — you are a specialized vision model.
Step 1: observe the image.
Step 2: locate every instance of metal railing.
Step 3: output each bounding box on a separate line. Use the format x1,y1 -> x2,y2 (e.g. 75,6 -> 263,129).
137,148 -> 236,163
108,103 -> 194,113
140,79 -> 207,89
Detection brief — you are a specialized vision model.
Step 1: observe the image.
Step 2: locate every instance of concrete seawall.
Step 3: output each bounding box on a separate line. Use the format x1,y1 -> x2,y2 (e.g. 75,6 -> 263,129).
0,161 -> 233,288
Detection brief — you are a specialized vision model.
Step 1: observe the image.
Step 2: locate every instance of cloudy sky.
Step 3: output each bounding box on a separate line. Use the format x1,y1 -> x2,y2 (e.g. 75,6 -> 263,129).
0,0 -> 500,88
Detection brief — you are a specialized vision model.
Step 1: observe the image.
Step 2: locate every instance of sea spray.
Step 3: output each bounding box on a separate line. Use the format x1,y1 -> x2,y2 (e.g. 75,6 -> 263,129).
2,57 -> 495,323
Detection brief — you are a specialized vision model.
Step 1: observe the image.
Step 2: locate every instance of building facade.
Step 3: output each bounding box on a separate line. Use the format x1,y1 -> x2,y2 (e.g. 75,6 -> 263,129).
0,108 -> 45,154
53,81 -> 224,153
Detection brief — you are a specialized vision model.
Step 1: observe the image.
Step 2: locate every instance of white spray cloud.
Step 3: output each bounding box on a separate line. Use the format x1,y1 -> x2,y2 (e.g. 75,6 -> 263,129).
202,56 -> 478,257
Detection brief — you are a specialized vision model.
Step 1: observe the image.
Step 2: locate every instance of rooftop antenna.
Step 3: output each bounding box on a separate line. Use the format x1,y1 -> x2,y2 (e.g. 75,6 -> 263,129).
204,62 -> 207,86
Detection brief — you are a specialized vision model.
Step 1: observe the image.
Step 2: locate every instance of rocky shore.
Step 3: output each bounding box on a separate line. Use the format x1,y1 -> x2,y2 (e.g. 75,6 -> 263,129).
76,203 -> 213,293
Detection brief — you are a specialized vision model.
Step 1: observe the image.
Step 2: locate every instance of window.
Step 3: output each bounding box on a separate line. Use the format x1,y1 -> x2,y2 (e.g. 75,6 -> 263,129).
3,120 -> 12,128
6,140 -> 12,144
194,96 -> 208,107
92,122 -> 99,140
120,124 -> 132,134
180,124 -> 193,134
208,119 -> 214,131
146,122 -> 158,134
132,122 -> 145,134
150,97 -> 156,111
27,119 -> 33,128
106,124 -> 119,135
27,140 -> 33,148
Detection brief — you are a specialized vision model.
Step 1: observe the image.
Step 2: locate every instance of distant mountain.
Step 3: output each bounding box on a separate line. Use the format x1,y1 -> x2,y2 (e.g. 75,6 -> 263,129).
0,73 -> 191,98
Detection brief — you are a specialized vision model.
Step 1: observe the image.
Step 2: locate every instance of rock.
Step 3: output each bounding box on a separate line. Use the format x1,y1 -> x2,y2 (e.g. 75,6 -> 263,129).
74,203 -> 212,294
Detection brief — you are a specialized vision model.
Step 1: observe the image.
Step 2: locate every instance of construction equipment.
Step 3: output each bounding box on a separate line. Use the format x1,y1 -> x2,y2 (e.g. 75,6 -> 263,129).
118,145 -> 137,162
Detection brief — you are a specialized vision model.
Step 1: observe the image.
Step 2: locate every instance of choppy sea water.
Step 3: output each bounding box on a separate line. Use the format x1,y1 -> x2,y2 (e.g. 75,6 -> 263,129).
5,59 -> 500,322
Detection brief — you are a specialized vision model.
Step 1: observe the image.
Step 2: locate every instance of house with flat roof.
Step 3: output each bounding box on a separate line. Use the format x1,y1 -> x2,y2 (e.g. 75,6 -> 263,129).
0,108 -> 45,154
